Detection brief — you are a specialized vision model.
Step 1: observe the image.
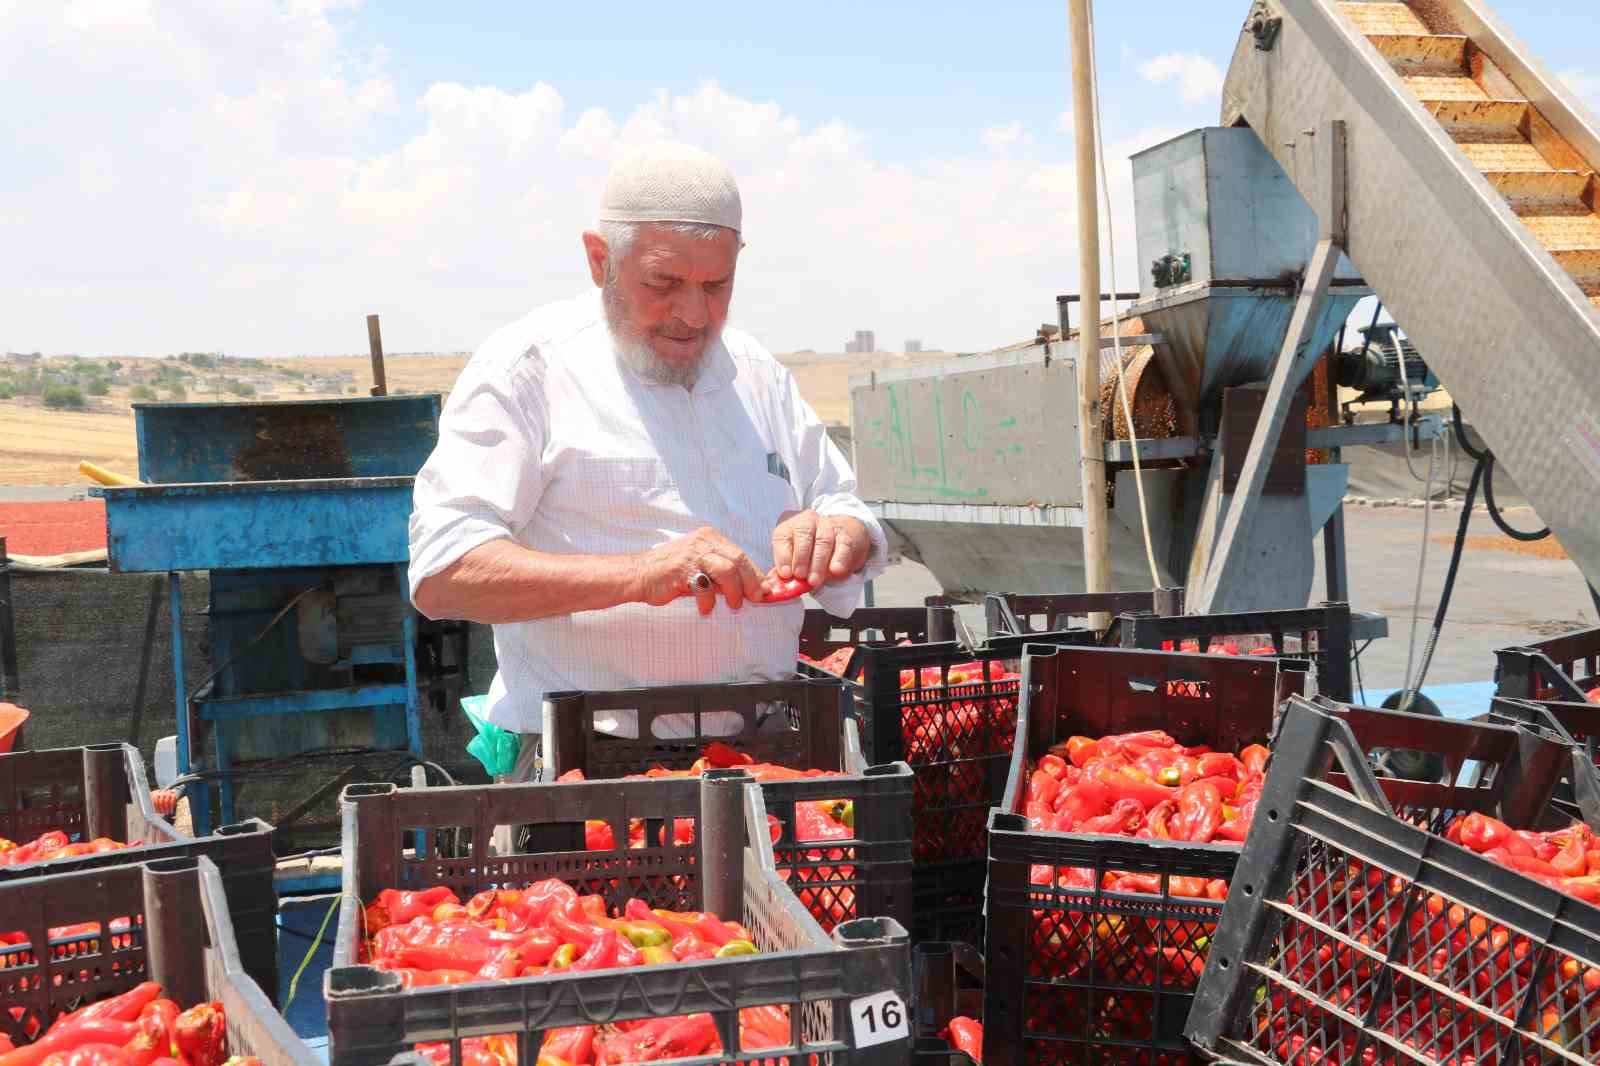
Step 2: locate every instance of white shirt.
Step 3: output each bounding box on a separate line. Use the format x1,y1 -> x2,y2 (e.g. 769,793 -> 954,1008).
408,290 -> 888,734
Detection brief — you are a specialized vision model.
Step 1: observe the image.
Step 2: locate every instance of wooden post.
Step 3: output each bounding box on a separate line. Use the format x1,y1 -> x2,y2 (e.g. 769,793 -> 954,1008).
366,314 -> 388,397
1068,0 -> 1112,629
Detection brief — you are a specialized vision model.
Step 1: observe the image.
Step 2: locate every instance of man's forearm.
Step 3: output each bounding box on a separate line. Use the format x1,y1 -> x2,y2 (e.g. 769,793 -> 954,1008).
412,539 -> 642,623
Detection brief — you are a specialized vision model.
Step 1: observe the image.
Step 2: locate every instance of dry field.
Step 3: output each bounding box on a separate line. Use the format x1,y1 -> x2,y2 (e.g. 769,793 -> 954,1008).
0,350 -> 955,485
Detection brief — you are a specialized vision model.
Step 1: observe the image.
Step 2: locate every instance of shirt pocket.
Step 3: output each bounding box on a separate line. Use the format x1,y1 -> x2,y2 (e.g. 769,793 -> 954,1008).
728,467 -> 799,569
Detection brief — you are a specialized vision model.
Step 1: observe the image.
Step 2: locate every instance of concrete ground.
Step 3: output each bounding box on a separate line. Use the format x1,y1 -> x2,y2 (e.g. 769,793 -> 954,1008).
865,503 -> 1597,698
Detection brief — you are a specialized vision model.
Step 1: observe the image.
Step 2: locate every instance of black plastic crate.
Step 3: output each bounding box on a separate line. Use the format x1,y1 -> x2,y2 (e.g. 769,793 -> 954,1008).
913,941 -> 984,1065
0,854 -> 316,1064
326,771 -> 912,1066
851,630 -> 1097,944
1187,697 -> 1600,1066
541,677 -> 913,934
0,742 -> 279,998
980,648 -> 1564,1066
1496,624 -> 1600,703
802,606 -> 932,660
984,644 -> 1288,1066
1116,603 -> 1355,700
1487,696 -> 1600,826
984,590 -> 1183,639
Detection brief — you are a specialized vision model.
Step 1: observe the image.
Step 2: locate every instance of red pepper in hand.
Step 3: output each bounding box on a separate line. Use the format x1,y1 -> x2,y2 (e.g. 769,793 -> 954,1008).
759,578 -> 811,604
172,1004 -> 225,1066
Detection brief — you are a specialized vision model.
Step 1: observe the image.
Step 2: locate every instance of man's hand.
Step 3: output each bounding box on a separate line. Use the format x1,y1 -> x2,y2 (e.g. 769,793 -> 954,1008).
635,526 -> 765,616
770,511 -> 871,592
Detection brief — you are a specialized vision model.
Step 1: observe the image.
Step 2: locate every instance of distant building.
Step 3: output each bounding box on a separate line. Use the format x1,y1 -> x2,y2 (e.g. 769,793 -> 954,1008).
904,339 -> 923,353
844,330 -> 876,354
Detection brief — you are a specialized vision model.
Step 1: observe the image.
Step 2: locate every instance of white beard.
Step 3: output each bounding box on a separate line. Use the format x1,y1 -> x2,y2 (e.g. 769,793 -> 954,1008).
602,282 -> 707,388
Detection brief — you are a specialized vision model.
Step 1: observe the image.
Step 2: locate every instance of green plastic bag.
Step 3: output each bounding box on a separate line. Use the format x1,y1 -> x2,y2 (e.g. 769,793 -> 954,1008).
461,694 -> 519,777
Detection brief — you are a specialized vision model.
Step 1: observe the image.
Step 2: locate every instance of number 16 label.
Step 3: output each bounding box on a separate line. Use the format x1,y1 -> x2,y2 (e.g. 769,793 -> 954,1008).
850,990 -> 909,1048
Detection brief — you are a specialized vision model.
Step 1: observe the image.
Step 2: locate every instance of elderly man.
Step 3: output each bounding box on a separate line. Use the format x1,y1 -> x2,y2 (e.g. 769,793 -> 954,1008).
408,142 -> 887,781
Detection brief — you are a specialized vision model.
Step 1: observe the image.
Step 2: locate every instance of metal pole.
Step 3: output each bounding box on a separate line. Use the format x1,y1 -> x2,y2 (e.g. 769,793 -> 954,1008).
1067,0 -> 1112,631
367,314 -> 388,397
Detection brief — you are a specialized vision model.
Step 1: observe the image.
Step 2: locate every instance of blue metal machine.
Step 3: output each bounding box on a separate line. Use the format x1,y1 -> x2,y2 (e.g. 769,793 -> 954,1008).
94,396 -> 444,838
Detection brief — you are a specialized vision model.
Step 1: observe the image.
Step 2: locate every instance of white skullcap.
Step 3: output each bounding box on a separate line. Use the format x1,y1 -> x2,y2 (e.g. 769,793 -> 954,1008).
597,142 -> 742,233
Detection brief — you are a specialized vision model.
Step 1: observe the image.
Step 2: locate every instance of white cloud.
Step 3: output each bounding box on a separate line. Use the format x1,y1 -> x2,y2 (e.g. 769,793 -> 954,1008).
1137,51 -> 1224,106
0,2 -> 1172,359
981,121 -> 1032,153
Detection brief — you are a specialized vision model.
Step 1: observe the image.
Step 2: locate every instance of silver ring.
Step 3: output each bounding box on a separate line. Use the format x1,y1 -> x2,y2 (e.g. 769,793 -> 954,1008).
688,570 -> 714,594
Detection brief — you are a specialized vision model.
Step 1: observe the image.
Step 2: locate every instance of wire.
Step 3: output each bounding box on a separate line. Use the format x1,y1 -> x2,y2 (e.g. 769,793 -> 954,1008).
282,893 -> 341,1017
1401,454 -> 1486,707
185,582 -> 330,707
1450,403 -> 1549,541
1085,1 -> 1161,590
1482,455 -> 1550,541
1400,430 -> 1440,703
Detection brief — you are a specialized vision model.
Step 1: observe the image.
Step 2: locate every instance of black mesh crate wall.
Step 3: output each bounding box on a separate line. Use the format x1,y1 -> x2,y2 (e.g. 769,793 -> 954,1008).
1117,603 -> 1355,701
325,772 -> 912,1066
541,677 -> 912,934
852,631 -> 1096,945
0,742 -> 278,998
1187,698 -> 1600,1066
0,855 -> 315,1064
983,645 -> 1286,1066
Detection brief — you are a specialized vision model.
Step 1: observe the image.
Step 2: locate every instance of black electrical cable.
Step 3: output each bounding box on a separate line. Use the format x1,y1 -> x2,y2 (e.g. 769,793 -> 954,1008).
1451,404 -> 1549,542
1398,447 -> 1486,705
1481,455 -> 1551,542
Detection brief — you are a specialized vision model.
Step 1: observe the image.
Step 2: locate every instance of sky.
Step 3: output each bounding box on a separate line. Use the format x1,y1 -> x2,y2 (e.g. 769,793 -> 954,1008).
1,1 -> 1597,359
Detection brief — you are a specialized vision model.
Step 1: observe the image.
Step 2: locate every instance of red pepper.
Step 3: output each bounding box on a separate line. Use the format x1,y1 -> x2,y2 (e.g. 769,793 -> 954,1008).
45,983 -> 162,1036
1196,752 -> 1243,781
1170,780 -> 1224,843
569,929 -> 621,971
794,802 -> 851,842
1027,769 -> 1061,808
1108,872 -> 1163,894
1089,763 -> 1176,811
759,578 -> 811,604
1075,798 -> 1146,835
1054,778 -> 1111,828
477,946 -> 525,979
372,886 -> 458,927
393,968 -> 478,988
1239,744 -> 1269,777
598,1013 -> 719,1062
1551,825 -> 1590,877
122,1000 -> 179,1066
539,1027 -> 595,1063
36,1046 -> 134,1066
1060,736 -> 1100,768
1214,798 -> 1256,842
0,1021 -> 140,1066
172,1003 -> 226,1066
944,1016 -> 982,1061
1457,814 -> 1515,854
739,1005 -> 790,1051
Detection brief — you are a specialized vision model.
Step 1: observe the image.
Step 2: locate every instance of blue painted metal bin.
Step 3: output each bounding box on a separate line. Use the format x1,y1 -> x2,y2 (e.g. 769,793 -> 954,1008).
95,396 -> 441,841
